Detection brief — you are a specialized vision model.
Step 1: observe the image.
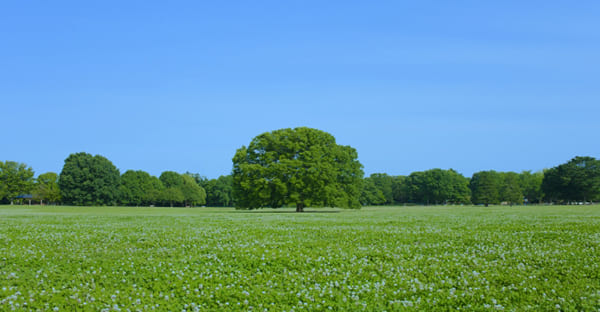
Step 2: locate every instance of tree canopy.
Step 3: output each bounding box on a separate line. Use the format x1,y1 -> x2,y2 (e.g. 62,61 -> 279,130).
0,161 -> 35,204
119,170 -> 164,206
195,175 -> 234,207
368,173 -> 394,204
34,172 -> 61,204
500,172 -> 523,205
158,171 -> 206,207
470,171 -> 501,206
542,156 -> 600,203
5,149 -> 596,207
360,177 -> 386,206
59,152 -> 121,206
407,169 -> 471,205
181,174 -> 206,207
520,171 -> 544,204
232,127 -> 363,211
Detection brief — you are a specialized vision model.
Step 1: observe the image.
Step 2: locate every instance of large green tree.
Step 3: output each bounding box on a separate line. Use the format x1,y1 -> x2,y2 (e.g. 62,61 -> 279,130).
445,169 -> 472,204
407,169 -> 471,205
181,174 -> 206,207
119,170 -> 164,206
542,156 -> 600,203
59,152 -> 121,206
232,127 -> 363,212
519,171 -> 544,204
159,171 -> 185,207
0,161 -> 35,204
159,171 -> 206,207
500,172 -> 523,205
34,172 -> 61,204
470,170 -> 502,206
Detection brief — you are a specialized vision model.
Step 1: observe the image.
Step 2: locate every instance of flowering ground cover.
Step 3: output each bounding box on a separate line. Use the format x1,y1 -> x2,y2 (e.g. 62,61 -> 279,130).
0,205 -> 599,311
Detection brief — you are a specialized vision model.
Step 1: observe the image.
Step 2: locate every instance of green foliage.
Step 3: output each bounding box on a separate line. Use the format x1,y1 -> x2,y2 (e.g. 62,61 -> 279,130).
368,173 -> 394,204
161,187 -> 184,207
519,171 -> 544,204
181,174 -> 206,206
159,171 -> 206,207
360,177 -> 386,205
500,172 -> 523,205
159,171 -> 185,207
34,172 -> 61,204
542,156 -> 600,203
470,171 -> 502,205
232,127 -> 363,211
0,161 -> 35,204
159,171 -> 183,188
198,175 -> 234,207
407,169 -> 471,205
391,175 -> 409,204
1,205 -> 599,310
119,170 -> 164,206
58,152 -> 121,206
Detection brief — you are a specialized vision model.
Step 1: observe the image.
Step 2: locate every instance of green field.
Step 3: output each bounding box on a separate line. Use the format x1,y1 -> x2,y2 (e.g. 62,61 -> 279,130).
1,205 -> 599,311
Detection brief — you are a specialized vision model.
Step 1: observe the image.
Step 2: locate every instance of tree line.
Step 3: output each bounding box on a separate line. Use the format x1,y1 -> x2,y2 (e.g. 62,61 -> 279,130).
2,154 -> 597,207
1,133 -> 599,208
0,153 -> 233,207
360,170 -> 544,206
359,156 -> 600,206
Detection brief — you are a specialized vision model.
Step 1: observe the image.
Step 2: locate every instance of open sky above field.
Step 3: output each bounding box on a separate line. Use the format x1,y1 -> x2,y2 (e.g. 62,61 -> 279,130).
1,1 -> 599,179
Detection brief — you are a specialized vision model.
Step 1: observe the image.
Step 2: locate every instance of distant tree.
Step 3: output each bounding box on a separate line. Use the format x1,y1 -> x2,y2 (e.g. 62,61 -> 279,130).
160,171 -> 185,207
232,127 -> 363,212
0,161 -> 35,204
369,173 -> 394,204
59,152 -> 120,206
445,169 -> 472,204
146,175 -> 165,205
119,170 -> 145,206
161,187 -> 184,207
470,171 -> 502,206
159,171 -> 206,207
199,175 -> 234,207
519,171 -> 544,204
34,172 -> 61,204
119,170 -> 165,206
216,175 -> 234,206
160,171 -> 183,189
422,169 -> 451,204
407,171 -> 428,204
500,172 -> 523,205
407,169 -> 470,205
391,175 -> 409,204
181,174 -> 206,206
360,177 -> 386,205
542,165 -> 567,203
542,156 -> 600,203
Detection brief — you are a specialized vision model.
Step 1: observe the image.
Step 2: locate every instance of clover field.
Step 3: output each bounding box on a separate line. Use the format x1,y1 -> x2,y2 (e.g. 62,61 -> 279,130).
0,205 -> 599,311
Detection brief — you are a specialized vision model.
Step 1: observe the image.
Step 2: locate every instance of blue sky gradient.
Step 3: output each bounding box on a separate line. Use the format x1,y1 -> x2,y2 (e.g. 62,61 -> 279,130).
1,1 -> 599,178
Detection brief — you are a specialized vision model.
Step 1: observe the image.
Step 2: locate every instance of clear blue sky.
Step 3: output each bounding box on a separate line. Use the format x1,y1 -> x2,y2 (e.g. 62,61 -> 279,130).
1,1 -> 599,179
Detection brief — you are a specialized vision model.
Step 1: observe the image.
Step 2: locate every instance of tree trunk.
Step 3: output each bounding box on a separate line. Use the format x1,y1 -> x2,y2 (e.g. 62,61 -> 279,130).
296,202 -> 305,212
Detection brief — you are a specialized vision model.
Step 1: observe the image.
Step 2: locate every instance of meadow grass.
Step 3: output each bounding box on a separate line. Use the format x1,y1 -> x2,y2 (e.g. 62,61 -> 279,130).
0,205 -> 599,311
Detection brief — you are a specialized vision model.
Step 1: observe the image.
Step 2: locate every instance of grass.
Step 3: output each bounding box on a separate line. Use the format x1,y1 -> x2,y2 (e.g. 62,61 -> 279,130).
0,205 -> 599,311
